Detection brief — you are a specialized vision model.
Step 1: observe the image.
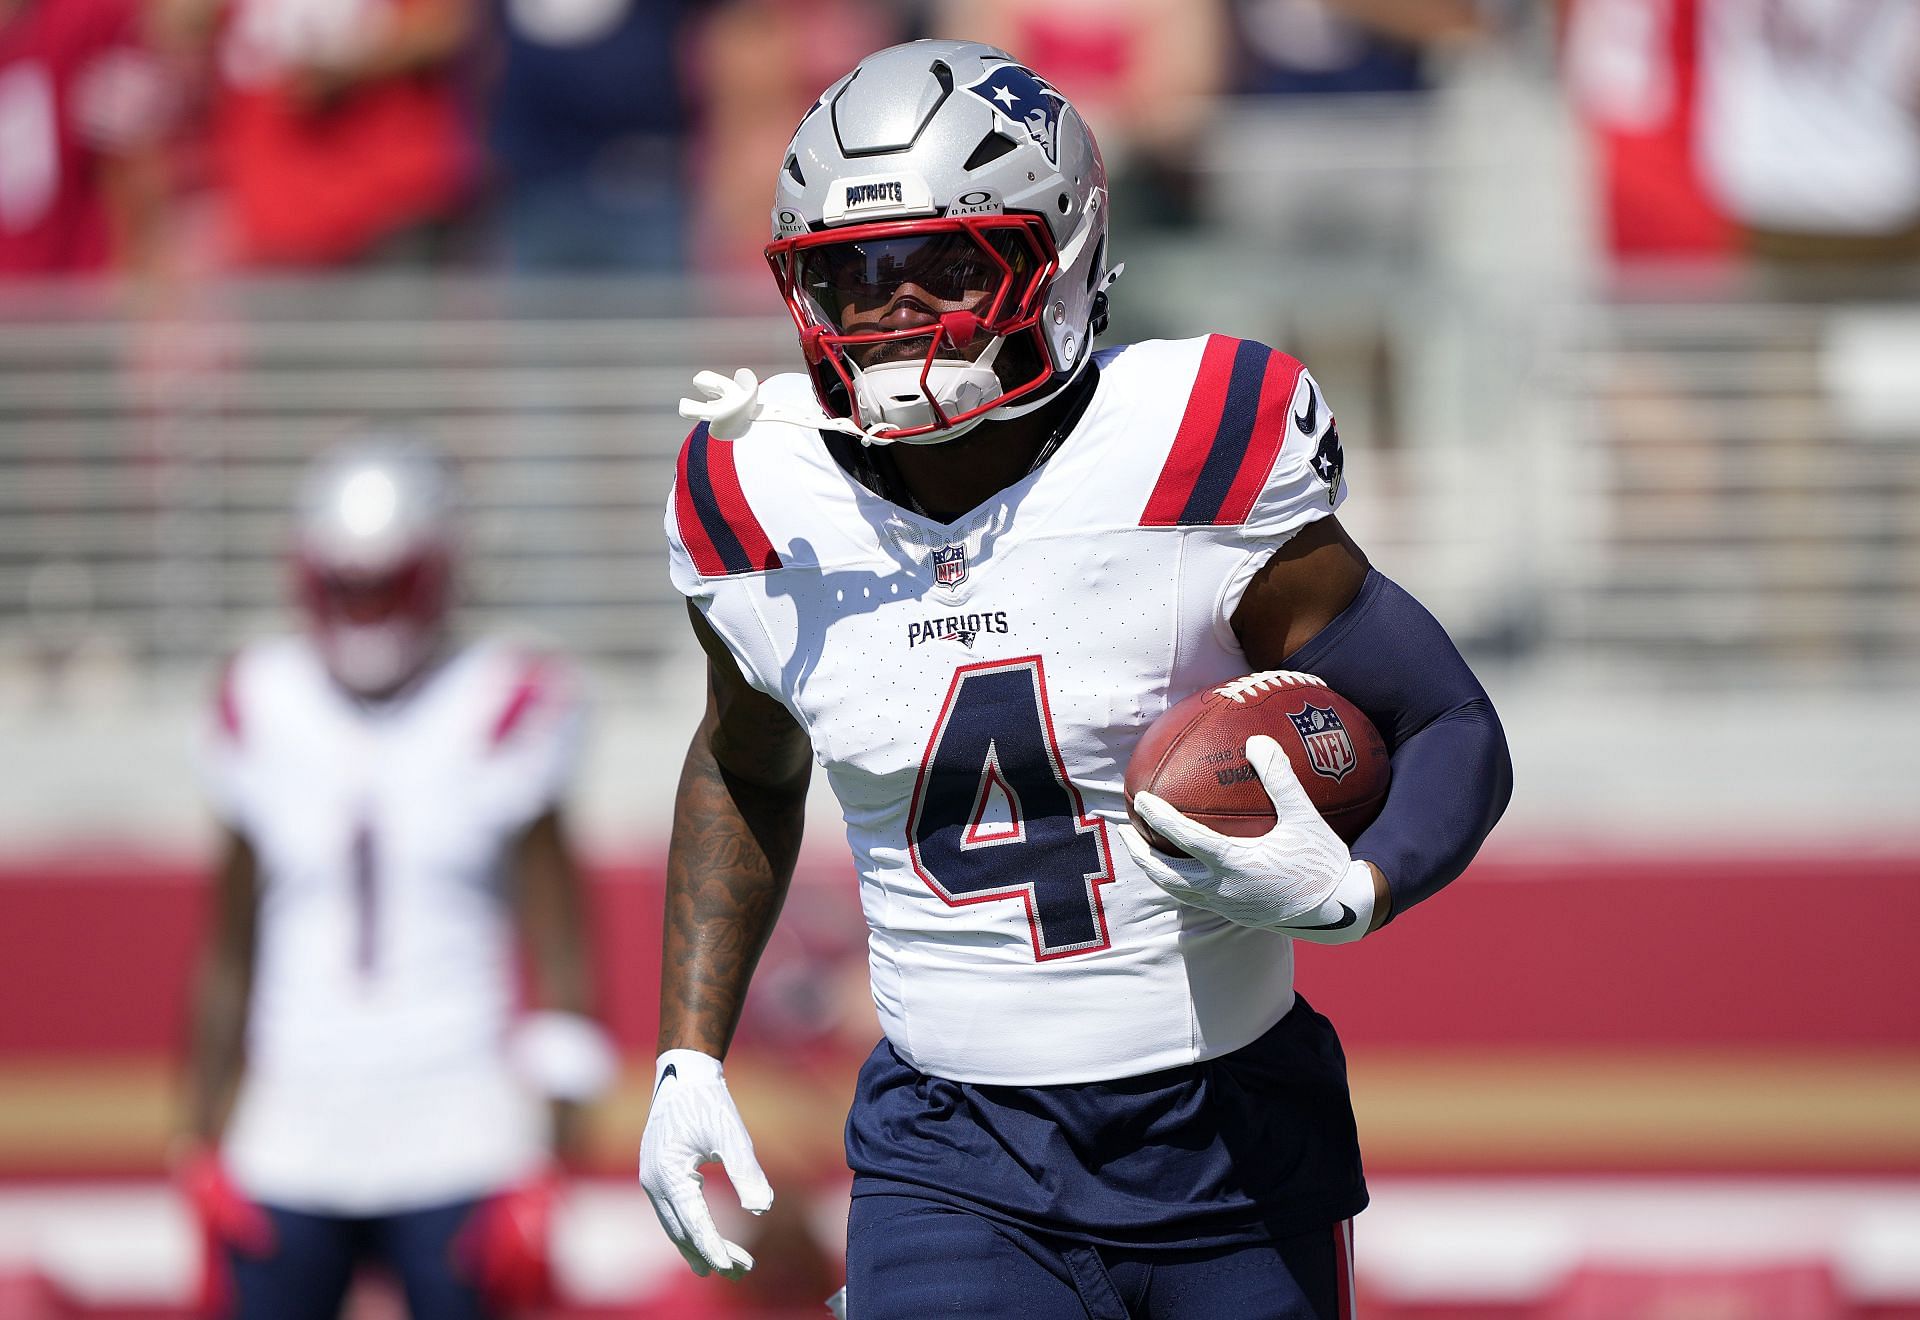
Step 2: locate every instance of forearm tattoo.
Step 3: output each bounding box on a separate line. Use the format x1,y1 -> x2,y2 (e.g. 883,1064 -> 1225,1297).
657,716 -> 809,1058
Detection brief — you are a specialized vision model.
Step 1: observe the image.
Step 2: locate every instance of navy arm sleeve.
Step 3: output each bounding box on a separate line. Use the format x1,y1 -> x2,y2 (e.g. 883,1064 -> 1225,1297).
1280,569 -> 1513,923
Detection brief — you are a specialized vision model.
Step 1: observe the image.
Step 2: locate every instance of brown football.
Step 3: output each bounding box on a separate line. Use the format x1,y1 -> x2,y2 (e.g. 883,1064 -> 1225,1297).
1124,672 -> 1391,855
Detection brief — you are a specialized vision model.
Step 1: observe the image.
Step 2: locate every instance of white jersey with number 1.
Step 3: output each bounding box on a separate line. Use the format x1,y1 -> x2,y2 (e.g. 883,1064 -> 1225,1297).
202,637 -> 582,1214
666,335 -> 1347,1087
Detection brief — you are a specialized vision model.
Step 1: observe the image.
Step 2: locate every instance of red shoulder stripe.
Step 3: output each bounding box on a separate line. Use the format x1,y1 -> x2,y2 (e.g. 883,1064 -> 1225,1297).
672,422 -> 781,577
214,656 -> 243,743
490,655 -> 550,749
673,426 -> 727,577
1213,349 -> 1305,526
1140,335 -> 1244,526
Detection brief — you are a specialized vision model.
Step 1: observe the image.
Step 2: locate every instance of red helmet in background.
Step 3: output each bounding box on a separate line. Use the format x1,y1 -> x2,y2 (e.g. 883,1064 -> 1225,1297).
293,436 -> 456,699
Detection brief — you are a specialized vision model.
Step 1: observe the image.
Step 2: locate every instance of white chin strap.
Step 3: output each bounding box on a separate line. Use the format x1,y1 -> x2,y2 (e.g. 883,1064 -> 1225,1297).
679,342 -> 1009,448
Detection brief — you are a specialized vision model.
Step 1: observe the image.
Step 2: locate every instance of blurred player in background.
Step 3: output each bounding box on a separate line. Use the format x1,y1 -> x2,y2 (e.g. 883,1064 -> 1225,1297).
181,436 -> 613,1319
645,38 -> 1511,1320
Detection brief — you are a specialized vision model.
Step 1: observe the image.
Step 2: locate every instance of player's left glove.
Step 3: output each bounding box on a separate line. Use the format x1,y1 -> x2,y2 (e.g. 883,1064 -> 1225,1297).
1120,734 -> 1378,945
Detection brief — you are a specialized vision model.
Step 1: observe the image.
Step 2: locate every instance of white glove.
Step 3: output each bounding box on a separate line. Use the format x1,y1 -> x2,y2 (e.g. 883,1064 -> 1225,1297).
638,1049 -> 773,1278
679,368 -> 763,441
1120,734 -> 1376,944
507,1011 -> 618,1101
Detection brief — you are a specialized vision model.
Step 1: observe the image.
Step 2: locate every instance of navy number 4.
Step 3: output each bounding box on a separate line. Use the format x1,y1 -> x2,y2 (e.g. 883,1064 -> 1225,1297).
907,657 -> 1113,960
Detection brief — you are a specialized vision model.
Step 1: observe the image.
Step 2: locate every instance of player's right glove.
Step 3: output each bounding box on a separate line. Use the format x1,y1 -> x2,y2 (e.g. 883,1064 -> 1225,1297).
638,1049 -> 773,1279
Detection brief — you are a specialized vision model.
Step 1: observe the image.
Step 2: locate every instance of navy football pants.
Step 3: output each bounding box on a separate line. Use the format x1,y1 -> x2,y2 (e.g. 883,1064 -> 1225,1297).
847,1193 -> 1355,1320
224,1198 -> 489,1320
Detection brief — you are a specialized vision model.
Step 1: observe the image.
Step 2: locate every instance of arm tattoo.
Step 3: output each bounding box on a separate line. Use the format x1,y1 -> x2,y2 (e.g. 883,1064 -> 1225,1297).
656,702 -> 809,1058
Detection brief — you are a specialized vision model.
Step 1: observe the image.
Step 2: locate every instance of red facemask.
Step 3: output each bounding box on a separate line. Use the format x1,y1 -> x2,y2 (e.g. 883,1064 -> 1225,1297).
294,547 -> 451,697
767,214 -> 1061,438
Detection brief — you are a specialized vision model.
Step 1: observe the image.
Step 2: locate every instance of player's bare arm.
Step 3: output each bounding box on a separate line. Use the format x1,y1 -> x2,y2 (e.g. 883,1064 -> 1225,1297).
640,603 -> 797,1278
177,827 -> 275,1260
658,603 -> 812,1058
512,808 -> 605,1157
516,810 -> 595,1019
184,826 -> 258,1145
1231,515 -> 1371,665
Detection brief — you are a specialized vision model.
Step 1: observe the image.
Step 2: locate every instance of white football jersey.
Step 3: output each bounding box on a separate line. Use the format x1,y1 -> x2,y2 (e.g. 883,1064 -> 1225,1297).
667,336 -> 1348,1086
202,637 -> 582,1213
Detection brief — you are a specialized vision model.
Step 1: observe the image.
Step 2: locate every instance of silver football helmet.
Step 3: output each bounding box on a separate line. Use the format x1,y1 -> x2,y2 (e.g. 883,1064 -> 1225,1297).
766,39 -> 1113,443
292,435 -> 457,697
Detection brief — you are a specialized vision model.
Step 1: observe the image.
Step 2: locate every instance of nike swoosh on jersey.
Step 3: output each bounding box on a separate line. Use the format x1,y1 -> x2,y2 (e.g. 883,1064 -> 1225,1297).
1289,903 -> 1355,931
653,1063 -> 678,1097
1293,384 -> 1319,434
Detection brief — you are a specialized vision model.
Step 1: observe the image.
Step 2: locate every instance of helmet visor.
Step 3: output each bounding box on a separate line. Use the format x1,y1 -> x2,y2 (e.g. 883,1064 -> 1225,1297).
767,215 -> 1063,437
788,221 -> 1046,335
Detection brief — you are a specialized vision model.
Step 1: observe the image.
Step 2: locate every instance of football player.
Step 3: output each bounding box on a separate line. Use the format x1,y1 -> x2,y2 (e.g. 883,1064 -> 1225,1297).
182,437 -> 613,1320
641,40 -> 1512,1319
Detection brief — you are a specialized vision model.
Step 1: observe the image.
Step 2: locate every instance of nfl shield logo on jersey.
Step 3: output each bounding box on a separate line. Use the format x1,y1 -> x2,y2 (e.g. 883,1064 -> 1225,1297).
1287,703 -> 1357,782
932,543 -> 968,588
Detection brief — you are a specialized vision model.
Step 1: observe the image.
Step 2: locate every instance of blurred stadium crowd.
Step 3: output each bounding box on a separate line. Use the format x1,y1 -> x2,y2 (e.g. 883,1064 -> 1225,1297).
11,0 -> 1920,282
3,0 -> 1513,279
3,2 -> 1920,1319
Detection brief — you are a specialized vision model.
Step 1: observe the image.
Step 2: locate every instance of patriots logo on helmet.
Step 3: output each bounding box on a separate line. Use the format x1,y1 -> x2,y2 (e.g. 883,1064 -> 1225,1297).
964,65 -> 1066,164
1286,703 -> 1357,782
